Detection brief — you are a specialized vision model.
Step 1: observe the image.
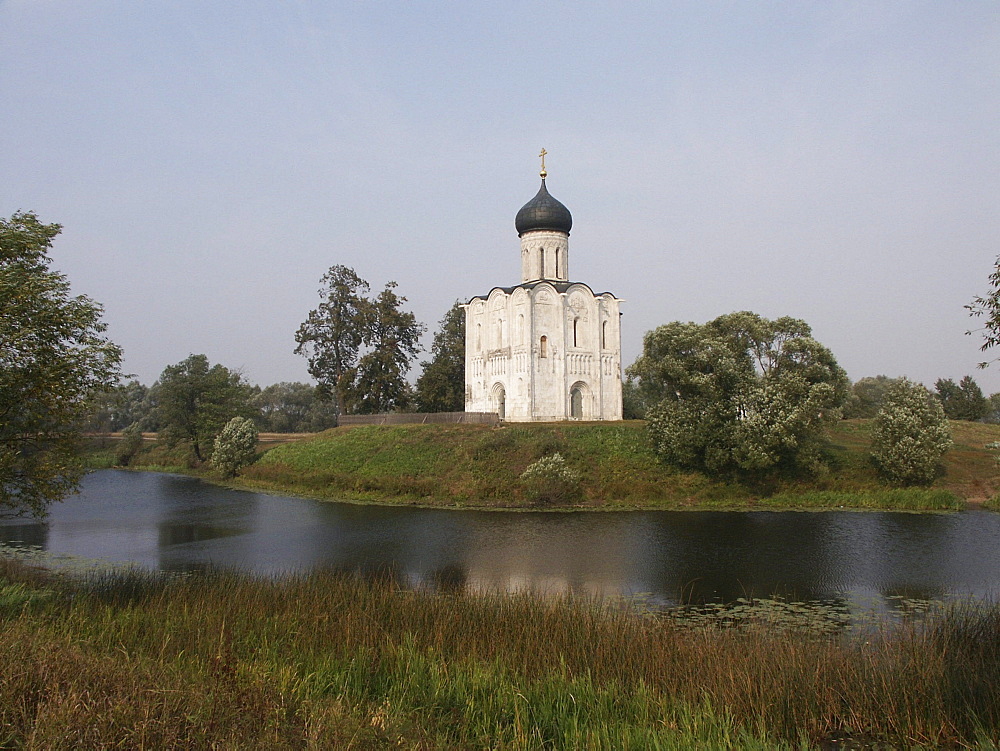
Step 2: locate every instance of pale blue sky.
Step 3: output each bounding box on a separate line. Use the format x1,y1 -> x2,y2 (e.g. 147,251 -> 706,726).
2,1 -> 999,393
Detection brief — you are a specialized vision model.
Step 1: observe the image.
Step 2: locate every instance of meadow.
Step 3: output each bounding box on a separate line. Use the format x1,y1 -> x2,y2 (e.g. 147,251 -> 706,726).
2,555 -> 998,749
165,419 -> 1000,511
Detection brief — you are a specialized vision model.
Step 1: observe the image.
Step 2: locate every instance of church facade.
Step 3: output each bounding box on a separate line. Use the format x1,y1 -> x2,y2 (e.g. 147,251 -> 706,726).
464,157 -> 623,421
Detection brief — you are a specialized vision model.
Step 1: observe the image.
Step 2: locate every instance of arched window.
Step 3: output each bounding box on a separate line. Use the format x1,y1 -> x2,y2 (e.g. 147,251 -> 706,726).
497,318 -> 503,346
601,320 -> 607,349
555,249 -> 560,278
539,247 -> 545,278
539,335 -> 547,358
573,318 -> 579,348
476,323 -> 481,351
518,314 -> 524,346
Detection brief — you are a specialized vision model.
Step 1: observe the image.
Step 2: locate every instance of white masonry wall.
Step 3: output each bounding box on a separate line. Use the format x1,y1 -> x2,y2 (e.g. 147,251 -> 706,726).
464,282 -> 623,421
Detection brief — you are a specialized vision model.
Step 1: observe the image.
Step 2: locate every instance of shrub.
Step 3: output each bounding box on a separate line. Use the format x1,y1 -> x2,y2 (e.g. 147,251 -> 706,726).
519,453 -> 582,505
211,417 -> 259,478
870,379 -> 952,485
114,423 -> 144,467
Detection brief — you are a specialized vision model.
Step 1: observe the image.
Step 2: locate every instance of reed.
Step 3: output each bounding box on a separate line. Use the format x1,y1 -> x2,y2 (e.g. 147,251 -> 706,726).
1,558 -> 998,748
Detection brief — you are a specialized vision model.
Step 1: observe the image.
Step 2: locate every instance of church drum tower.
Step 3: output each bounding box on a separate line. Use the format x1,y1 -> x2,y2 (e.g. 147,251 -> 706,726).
464,153 -> 623,421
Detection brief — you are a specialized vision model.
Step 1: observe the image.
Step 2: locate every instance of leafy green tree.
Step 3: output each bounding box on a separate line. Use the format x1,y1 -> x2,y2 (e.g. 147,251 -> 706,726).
86,379 -> 151,433
252,382 -> 338,433
871,378 -> 952,485
842,376 -> 905,419
414,302 -> 466,413
294,265 -> 369,420
628,311 -> 849,476
967,255 -> 1000,366
934,376 -> 989,421
984,392 -> 1000,424
211,416 -> 259,478
621,376 -> 651,420
0,211 -> 123,516
344,282 -> 425,414
151,354 -> 254,462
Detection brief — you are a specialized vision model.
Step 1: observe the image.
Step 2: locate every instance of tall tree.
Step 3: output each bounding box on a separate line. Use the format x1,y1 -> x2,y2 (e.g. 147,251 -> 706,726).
934,375 -> 989,421
842,376 -> 905,419
628,311 -> 849,476
151,354 -> 254,462
294,265 -> 369,419
344,282 -> 425,414
85,379 -> 150,433
252,382 -> 338,433
0,211 -> 122,516
414,301 -> 466,413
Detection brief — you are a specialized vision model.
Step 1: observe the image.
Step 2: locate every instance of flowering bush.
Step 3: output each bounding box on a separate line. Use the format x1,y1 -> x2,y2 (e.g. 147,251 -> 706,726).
519,453 -> 582,505
211,417 -> 259,478
870,379 -> 952,486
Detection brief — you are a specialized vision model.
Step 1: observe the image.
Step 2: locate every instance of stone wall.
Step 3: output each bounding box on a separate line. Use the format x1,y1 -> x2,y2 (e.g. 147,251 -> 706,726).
338,412 -> 499,426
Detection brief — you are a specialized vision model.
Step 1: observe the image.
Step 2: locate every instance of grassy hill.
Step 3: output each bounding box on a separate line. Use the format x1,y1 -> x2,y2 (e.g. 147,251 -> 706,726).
219,419 -> 1000,511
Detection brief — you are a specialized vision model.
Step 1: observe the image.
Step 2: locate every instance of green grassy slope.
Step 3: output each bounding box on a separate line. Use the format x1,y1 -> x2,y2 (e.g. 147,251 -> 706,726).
229,419 -> 1000,511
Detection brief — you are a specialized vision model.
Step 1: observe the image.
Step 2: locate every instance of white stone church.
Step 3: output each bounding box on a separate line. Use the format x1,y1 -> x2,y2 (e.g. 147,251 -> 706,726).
464,156 -> 623,421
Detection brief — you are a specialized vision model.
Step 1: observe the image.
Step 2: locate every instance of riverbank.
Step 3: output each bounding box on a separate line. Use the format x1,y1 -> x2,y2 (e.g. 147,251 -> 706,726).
1,557 -> 997,749
101,419 -> 1000,512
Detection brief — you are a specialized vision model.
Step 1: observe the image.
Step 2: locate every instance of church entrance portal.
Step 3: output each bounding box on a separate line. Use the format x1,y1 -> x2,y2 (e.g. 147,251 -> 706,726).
493,384 -> 506,421
570,386 -> 583,419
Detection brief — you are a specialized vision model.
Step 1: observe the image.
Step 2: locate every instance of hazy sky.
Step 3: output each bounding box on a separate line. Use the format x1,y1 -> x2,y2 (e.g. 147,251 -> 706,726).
3,1 -> 999,393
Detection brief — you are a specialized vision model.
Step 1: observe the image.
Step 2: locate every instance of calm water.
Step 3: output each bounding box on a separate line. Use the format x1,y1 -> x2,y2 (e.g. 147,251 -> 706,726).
3,470 -> 1000,611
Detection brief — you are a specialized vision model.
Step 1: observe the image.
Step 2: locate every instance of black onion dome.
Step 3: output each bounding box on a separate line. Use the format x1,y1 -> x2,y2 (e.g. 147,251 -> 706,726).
515,179 -> 572,236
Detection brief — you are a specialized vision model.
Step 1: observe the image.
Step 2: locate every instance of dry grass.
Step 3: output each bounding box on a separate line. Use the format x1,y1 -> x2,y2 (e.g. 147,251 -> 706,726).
2,557 -> 999,748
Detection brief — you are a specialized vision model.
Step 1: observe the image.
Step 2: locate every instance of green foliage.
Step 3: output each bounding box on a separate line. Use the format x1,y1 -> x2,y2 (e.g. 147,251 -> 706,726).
629,311 -> 849,477
84,379 -> 152,433
0,211 -> 123,516
967,254 -> 1000,366
252,381 -> 337,433
519,452 -> 583,505
294,265 -> 369,418
842,375 -> 905,419
296,267 -> 424,417
935,375 -> 989,421
150,354 -> 254,462
114,424 -> 144,467
621,375 -> 650,419
343,282 -> 425,414
984,393 -> 1000,424
414,301 -> 466,413
871,378 -> 953,485
211,417 -> 259,478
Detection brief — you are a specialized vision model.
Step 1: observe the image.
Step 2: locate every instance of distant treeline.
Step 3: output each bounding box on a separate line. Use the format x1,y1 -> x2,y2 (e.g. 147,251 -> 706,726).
86,378 -> 341,435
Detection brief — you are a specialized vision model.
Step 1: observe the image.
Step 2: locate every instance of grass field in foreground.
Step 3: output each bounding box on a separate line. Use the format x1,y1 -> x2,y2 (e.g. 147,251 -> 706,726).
1,557 -> 998,749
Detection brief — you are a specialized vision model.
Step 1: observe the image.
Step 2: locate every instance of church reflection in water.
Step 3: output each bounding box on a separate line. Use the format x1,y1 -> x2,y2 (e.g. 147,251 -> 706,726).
2,470 -> 999,619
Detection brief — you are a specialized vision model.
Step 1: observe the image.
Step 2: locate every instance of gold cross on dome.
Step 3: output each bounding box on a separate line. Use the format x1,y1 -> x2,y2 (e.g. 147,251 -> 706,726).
539,148 -> 548,178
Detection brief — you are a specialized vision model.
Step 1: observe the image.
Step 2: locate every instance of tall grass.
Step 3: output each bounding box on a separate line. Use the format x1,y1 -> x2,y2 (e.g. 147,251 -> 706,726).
2,557 -> 998,748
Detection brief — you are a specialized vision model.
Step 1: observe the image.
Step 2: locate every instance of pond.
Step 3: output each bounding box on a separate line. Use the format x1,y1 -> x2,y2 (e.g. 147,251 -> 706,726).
2,470 -> 999,614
